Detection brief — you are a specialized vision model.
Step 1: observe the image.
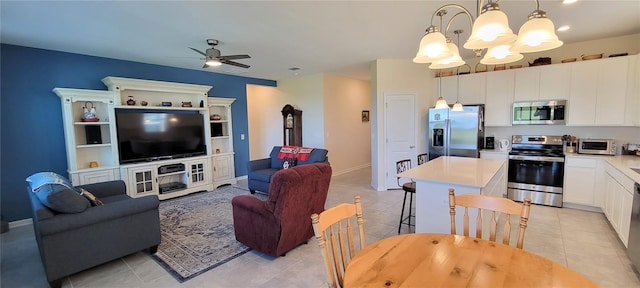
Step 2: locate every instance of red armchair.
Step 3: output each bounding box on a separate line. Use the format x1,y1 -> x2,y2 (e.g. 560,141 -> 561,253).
232,163 -> 332,257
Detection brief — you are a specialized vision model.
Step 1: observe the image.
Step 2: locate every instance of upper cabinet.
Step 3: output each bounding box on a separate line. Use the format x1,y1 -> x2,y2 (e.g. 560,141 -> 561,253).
485,70 -> 514,127
436,73 -> 486,106
514,64 -> 571,101
567,56 -> 633,126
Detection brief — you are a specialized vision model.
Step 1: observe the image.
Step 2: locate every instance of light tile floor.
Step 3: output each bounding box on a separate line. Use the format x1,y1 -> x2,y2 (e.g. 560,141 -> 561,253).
2,167 -> 639,287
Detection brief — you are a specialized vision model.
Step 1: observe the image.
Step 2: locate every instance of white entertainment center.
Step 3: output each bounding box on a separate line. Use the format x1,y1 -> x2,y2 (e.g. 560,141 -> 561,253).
54,77 -> 237,200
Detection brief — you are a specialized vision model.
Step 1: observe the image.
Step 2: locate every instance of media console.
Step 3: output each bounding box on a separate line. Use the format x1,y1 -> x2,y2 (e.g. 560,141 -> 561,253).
120,155 -> 213,200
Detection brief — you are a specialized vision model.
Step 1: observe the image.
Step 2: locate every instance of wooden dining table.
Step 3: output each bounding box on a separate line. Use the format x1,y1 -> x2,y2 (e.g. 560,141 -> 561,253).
343,233 -> 598,287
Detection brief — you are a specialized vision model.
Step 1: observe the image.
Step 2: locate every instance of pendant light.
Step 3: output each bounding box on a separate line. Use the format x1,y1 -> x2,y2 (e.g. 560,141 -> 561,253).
429,11 -> 471,69
434,75 -> 449,109
464,1 -> 517,50
414,10 -> 454,64
451,30 -> 464,112
511,4 -> 563,53
481,44 -> 523,65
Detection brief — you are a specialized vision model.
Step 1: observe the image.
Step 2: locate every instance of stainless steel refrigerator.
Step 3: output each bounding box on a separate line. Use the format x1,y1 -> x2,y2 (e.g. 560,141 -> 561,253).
428,105 -> 485,161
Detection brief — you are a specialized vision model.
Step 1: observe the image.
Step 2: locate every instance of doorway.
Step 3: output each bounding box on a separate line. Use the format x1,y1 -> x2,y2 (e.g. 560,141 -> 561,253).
383,93 -> 416,189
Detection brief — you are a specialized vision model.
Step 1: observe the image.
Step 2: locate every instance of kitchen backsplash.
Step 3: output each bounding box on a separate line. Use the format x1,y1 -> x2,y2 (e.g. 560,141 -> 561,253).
486,126 -> 640,154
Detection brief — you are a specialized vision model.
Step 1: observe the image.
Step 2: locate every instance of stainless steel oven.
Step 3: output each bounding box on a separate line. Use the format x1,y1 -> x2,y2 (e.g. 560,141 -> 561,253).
507,135 -> 565,207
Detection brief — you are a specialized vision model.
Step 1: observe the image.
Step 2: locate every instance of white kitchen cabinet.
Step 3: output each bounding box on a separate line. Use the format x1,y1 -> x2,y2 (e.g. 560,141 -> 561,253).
568,56 -> 631,126
514,64 -> 571,102
539,64 -> 571,100
564,156 -> 597,206
603,162 -> 636,247
435,76 -> 458,105
485,70 -> 514,126
458,73 -> 486,105
436,73 -> 486,106
514,67 -> 540,101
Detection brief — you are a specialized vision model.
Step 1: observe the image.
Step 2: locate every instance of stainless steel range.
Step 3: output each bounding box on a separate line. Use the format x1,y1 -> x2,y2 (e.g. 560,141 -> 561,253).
507,135 -> 565,207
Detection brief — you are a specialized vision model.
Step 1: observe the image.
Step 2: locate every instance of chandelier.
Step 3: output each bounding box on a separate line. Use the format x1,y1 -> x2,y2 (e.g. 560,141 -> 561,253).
413,0 -> 563,69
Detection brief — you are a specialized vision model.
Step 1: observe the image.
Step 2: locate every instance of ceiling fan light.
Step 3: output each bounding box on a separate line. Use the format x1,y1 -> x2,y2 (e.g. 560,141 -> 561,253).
413,28 -> 454,63
512,15 -> 563,53
206,58 -> 222,66
434,97 -> 449,109
464,7 -> 517,49
429,42 -> 465,69
481,45 -> 523,65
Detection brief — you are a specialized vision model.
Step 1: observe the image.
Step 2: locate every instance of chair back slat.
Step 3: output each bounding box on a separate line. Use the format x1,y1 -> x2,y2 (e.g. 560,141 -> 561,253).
448,188 -> 532,249
476,209 -> 483,239
312,196 -> 366,288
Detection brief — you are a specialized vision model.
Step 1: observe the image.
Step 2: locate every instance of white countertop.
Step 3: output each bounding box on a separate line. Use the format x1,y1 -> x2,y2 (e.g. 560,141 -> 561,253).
566,153 -> 640,184
397,156 -> 505,188
480,149 -> 510,154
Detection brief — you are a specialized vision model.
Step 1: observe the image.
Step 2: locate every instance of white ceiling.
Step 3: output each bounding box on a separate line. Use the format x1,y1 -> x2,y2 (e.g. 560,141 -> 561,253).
2,1 -> 639,81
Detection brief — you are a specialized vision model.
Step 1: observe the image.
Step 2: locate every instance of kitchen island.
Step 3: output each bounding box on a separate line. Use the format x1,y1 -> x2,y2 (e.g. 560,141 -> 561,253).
398,156 -> 506,233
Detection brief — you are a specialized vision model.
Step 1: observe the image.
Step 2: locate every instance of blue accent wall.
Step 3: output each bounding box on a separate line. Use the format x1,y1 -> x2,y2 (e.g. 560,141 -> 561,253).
0,44 -> 276,221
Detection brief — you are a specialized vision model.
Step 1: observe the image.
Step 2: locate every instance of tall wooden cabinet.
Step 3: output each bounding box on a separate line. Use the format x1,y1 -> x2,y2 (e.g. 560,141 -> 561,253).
282,104 -> 302,146
208,97 -> 237,187
53,88 -> 120,185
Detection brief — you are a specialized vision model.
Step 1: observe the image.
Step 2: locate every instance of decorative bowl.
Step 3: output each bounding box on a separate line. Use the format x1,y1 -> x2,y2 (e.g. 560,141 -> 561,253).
582,53 -> 603,60
81,117 -> 100,122
561,58 -> 577,63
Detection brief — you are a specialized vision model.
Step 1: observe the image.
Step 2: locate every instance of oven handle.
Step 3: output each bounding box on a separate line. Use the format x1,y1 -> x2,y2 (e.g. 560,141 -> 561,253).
508,155 -> 565,162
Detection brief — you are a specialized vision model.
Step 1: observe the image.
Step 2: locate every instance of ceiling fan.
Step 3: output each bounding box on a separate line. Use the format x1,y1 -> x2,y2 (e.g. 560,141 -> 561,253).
189,39 -> 251,69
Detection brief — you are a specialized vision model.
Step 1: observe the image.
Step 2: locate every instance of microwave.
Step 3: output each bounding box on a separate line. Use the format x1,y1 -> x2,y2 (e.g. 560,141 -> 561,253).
513,100 -> 566,125
578,139 -> 617,156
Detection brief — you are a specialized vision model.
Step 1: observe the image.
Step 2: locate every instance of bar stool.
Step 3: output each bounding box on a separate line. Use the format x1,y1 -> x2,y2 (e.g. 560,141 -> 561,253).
396,159 -> 415,234
417,153 -> 428,165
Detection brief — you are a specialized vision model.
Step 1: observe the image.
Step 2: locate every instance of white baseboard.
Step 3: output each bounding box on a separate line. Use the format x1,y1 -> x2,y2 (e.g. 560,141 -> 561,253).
10,218 -> 32,228
235,175 -> 248,181
332,164 -> 371,177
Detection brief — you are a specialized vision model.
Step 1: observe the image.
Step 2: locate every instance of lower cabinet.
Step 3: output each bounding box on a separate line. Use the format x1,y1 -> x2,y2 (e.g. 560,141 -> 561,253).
212,153 -> 237,188
603,164 -> 634,247
120,156 -> 214,200
563,156 -> 599,206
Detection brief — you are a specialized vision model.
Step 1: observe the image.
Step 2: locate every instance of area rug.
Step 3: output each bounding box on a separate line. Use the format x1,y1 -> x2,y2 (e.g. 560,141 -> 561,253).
151,185 -> 266,282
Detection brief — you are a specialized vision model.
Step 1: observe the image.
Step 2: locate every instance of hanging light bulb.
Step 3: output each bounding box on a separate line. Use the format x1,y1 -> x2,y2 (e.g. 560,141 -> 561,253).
434,76 -> 449,109
511,9 -> 563,53
451,101 -> 464,111
464,1 -> 517,50
481,45 -> 523,65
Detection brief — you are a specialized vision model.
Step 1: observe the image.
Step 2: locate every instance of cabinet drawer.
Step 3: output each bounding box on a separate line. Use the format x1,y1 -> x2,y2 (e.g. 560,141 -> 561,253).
565,157 -> 597,168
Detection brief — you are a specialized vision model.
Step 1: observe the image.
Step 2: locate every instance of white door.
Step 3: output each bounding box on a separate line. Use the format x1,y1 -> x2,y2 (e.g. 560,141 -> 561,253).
384,94 -> 416,189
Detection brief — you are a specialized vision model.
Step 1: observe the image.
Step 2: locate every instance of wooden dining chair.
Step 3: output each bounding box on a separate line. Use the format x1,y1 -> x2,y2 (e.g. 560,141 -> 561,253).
448,188 -> 532,249
311,196 -> 365,288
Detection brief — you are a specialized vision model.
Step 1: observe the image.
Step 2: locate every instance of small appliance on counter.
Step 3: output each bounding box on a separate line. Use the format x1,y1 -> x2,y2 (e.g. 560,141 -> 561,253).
577,139 -> 616,156
622,143 -> 640,156
485,137 -> 495,150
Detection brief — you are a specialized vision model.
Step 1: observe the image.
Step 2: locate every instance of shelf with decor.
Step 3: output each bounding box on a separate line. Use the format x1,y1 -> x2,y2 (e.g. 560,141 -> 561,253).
102,76 -> 211,110
53,88 -> 120,186
208,97 -> 237,187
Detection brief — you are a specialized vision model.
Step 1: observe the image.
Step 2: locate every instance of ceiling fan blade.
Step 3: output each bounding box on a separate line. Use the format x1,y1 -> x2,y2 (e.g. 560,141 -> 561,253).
221,60 -> 250,69
189,47 -> 207,57
219,54 -> 251,60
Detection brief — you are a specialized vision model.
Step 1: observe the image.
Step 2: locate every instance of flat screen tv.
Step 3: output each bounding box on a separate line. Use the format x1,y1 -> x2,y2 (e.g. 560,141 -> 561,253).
115,109 -> 206,164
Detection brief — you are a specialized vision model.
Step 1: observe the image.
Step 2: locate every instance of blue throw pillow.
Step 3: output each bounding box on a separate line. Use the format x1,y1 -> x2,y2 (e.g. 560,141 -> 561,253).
26,172 -> 90,213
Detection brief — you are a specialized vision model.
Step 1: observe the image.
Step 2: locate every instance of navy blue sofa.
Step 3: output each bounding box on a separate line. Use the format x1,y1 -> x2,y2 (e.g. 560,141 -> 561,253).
247,146 -> 329,194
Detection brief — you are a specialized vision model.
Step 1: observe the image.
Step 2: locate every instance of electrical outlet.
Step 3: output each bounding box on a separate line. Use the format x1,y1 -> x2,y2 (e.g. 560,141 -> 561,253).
241,134 -> 245,140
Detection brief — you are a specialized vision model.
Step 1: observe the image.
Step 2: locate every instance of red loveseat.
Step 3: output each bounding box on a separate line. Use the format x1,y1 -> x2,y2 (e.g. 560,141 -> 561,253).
231,163 -> 332,257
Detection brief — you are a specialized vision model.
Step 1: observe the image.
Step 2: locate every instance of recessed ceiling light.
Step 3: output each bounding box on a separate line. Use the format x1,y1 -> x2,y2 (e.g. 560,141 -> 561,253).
557,25 -> 570,32
563,0 -> 578,4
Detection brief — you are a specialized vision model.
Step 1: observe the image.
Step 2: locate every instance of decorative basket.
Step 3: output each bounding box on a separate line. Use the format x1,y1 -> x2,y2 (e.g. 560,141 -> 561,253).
474,63 -> 487,73
582,53 -> 603,60
561,58 -> 577,63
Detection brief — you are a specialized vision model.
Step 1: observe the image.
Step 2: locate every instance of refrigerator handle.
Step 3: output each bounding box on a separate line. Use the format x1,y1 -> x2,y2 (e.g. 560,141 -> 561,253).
445,119 -> 451,156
